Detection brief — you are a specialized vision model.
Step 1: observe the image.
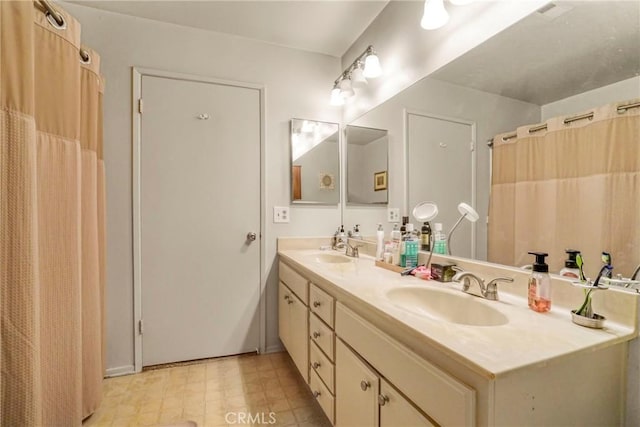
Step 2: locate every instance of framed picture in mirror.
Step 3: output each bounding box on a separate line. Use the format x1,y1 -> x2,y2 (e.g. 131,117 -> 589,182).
374,171 -> 387,191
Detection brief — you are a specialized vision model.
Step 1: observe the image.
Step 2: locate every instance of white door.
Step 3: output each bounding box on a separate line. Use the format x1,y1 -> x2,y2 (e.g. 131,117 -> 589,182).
407,113 -> 475,258
139,75 -> 260,366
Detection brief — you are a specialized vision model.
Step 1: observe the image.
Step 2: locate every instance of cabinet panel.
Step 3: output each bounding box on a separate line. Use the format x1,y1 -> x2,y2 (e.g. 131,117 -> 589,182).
310,340 -> 334,393
310,369 -> 335,424
278,281 -> 290,349
336,338 -> 379,427
310,312 -> 335,361
289,291 -> 309,383
336,303 -> 475,427
379,379 -> 435,427
310,283 -> 335,328
279,261 -> 308,304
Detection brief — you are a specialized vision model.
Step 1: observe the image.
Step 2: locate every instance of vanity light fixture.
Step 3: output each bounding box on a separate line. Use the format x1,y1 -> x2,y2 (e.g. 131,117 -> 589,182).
329,45 -> 382,105
421,0 -> 474,30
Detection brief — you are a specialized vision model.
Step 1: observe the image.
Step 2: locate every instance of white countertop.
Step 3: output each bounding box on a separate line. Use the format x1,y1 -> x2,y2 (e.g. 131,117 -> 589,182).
278,248 -> 638,379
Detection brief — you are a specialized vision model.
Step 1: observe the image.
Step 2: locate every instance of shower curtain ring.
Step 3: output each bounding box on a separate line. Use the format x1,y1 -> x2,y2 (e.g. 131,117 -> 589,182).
45,11 -> 66,30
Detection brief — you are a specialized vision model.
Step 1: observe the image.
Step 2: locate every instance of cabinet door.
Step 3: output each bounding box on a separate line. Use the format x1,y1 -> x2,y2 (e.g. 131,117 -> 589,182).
379,379 -> 435,427
336,339 -> 379,427
288,291 -> 309,383
278,281 -> 291,350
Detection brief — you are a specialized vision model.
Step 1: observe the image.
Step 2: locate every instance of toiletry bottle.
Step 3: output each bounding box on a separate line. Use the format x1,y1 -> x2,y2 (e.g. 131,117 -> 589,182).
527,252 -> 551,313
420,221 -> 432,251
376,223 -> 384,260
391,224 -> 401,265
560,249 -> 581,279
337,225 -> 346,246
404,224 -> 419,268
352,224 -> 362,240
433,223 -> 447,254
400,216 -> 408,237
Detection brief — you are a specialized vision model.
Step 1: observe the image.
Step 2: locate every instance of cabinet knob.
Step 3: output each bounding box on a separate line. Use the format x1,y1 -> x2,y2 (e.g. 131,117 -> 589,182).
313,301 -> 321,308
313,390 -> 321,398
312,331 -> 321,339
378,394 -> 389,406
284,295 -> 290,300
312,362 -> 321,369
360,380 -> 370,391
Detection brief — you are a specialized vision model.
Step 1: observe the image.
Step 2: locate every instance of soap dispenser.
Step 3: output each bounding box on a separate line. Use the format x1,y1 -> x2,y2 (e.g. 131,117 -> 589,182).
375,223 -> 384,260
352,224 -> 362,240
527,252 -> 551,313
560,249 -> 581,279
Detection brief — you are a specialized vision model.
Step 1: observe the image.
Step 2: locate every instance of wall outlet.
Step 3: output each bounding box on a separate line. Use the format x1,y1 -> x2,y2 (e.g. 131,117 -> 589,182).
387,208 -> 400,223
273,206 -> 290,223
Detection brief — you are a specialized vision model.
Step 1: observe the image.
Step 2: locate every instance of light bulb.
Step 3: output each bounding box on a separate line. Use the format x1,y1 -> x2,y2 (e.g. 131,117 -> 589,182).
339,78 -> 355,98
363,53 -> 382,78
421,0 -> 449,30
351,65 -> 368,88
449,0 -> 473,5
330,87 -> 344,106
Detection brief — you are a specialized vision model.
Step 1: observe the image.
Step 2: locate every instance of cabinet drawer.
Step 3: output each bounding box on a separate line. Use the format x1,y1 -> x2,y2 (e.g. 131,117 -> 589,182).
310,368 -> 335,425
310,313 -> 335,362
310,341 -> 334,394
336,303 -> 475,427
310,283 -> 335,328
279,261 -> 308,305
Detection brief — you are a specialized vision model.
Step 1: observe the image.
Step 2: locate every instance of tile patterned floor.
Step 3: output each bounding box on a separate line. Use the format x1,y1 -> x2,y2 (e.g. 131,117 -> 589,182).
83,352 -> 331,427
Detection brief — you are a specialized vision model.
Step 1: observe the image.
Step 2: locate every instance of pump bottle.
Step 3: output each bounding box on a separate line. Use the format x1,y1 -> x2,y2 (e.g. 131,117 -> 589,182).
560,249 -> 581,279
527,252 -> 551,312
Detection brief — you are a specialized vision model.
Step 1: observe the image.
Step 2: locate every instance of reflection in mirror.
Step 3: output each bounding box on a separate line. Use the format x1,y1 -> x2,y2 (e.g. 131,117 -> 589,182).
290,119 -> 340,204
344,1 -> 639,269
346,125 -> 388,205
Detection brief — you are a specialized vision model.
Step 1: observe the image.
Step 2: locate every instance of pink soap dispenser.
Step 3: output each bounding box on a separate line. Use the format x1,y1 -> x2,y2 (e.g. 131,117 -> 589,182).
527,252 -> 551,313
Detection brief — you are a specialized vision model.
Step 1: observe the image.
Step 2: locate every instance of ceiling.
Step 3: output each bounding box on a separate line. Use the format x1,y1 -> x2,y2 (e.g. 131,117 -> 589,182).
430,1 -> 640,105
69,0 -> 389,57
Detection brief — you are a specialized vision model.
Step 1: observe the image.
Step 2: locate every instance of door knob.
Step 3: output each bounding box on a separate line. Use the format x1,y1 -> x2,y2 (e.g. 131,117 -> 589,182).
247,232 -> 257,241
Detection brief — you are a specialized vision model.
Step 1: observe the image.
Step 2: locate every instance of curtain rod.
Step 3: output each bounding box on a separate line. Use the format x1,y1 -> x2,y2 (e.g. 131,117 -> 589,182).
35,0 -> 91,63
492,100 -> 640,144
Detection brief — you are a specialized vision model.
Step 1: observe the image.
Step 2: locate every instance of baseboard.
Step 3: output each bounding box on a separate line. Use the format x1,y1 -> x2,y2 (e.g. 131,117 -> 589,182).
105,365 -> 135,377
266,343 -> 284,354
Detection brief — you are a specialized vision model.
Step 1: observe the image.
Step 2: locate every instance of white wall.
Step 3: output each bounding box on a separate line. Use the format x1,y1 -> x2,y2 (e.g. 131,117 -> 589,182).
542,76 -> 640,120
61,2 -> 341,373
540,76 -> 640,427
345,77 -> 541,259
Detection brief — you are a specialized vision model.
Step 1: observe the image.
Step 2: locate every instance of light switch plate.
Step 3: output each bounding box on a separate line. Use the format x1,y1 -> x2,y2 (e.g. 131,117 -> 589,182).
387,208 -> 400,223
273,206 -> 290,223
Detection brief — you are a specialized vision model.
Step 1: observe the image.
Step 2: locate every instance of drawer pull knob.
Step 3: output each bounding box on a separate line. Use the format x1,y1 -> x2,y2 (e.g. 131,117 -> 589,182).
312,362 -> 321,369
313,301 -> 321,308
312,331 -> 321,339
287,298 -> 294,304
360,380 -> 370,391
284,295 -> 290,300
378,395 -> 389,406
313,390 -> 321,398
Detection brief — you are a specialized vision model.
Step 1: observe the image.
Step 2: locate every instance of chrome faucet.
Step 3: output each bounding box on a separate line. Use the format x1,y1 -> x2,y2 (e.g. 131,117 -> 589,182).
345,241 -> 363,258
452,268 -> 514,301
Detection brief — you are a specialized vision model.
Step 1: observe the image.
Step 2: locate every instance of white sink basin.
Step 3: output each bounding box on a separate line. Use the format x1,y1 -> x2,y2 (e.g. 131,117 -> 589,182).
386,286 -> 508,327
313,253 -> 354,264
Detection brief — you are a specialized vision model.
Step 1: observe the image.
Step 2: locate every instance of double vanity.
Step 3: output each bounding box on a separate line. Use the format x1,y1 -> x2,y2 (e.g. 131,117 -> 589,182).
277,237 -> 638,426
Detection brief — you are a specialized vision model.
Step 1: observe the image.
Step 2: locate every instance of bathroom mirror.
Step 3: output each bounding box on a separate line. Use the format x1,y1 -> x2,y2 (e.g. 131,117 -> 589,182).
345,125 -> 388,205
290,119 -> 340,204
345,1 -> 639,266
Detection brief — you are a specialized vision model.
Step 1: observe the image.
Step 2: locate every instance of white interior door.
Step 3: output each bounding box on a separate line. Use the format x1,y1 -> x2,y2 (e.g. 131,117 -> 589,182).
407,112 -> 475,258
139,75 -> 260,366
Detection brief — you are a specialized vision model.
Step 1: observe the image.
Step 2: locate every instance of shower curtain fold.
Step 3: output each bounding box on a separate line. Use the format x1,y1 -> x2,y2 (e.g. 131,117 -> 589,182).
488,100 -> 640,279
0,1 -> 106,425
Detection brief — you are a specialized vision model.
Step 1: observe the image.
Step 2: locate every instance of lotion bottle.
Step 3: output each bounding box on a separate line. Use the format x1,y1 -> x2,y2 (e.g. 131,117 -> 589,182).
527,252 -> 551,312
376,223 -> 384,260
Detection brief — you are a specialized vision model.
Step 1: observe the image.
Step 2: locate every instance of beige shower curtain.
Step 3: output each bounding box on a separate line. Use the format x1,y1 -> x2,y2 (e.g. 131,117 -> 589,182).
488,100 -> 640,279
0,1 -> 106,425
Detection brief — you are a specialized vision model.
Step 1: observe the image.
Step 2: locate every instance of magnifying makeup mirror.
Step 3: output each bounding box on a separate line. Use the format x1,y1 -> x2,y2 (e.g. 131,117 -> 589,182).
448,202 -> 479,256
412,201 -> 439,222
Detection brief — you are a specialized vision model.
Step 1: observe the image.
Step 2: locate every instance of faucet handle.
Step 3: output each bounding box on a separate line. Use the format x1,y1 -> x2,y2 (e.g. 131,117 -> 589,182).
485,277 -> 514,300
